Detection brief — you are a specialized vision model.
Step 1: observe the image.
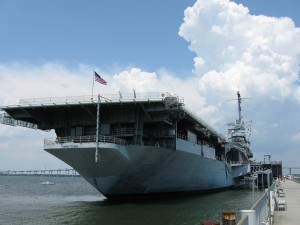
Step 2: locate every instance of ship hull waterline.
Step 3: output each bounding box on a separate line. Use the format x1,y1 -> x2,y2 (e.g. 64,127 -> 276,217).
45,142 -> 247,199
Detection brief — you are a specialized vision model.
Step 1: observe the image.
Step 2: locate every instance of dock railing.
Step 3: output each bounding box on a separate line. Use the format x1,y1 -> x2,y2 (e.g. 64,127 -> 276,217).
237,181 -> 277,225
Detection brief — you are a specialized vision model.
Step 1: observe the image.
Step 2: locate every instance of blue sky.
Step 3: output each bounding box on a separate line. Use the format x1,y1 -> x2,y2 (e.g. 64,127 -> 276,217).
0,0 -> 300,172
2,0 -> 298,73
0,0 -> 196,73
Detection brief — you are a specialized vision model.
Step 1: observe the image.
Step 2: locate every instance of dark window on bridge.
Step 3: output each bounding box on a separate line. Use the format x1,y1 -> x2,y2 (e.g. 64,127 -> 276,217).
71,127 -> 83,136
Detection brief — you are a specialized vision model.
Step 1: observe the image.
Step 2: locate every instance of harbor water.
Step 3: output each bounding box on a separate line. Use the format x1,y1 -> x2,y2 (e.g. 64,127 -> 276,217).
0,176 -> 264,225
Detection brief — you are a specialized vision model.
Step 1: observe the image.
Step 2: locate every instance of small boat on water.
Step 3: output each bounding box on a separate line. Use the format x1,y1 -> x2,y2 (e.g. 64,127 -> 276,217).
39,165 -> 55,185
41,180 -> 55,185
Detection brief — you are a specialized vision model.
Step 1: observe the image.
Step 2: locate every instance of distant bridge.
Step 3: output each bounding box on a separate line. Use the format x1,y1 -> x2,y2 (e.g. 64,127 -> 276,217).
251,162 -> 300,176
283,167 -> 300,175
0,168 -> 79,177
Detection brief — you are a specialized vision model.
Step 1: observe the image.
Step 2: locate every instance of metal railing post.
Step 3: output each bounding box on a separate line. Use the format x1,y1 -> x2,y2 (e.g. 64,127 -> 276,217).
240,210 -> 256,225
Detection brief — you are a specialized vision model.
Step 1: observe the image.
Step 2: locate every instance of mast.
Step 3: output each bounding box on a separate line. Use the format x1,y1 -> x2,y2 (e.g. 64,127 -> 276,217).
237,91 -> 242,124
227,91 -> 248,124
234,91 -> 251,124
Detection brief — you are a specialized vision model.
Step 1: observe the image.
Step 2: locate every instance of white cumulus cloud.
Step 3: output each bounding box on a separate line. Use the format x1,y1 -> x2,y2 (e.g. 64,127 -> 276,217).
179,0 -> 300,103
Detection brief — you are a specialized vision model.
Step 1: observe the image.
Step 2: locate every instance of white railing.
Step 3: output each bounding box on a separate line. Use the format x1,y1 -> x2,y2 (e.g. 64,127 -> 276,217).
237,181 -> 277,225
150,130 -> 175,138
18,92 -> 177,105
44,135 -> 127,146
0,112 -> 38,129
111,128 -> 134,136
177,133 -> 212,147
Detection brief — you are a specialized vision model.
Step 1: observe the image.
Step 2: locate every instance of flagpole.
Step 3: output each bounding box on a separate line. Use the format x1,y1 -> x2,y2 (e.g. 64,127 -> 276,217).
91,70 -> 95,100
95,94 -> 100,163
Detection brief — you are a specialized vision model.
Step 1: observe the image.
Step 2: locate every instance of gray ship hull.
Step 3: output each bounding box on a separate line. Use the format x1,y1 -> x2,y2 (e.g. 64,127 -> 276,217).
1,91 -> 252,199
45,142 -> 239,198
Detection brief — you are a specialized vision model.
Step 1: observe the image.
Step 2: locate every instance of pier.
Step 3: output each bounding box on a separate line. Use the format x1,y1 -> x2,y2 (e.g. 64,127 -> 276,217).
236,178 -> 300,225
0,168 -> 79,177
272,179 -> 300,225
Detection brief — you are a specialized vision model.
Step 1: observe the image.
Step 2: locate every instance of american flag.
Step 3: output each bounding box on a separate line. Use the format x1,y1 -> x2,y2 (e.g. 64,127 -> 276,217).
94,72 -> 107,85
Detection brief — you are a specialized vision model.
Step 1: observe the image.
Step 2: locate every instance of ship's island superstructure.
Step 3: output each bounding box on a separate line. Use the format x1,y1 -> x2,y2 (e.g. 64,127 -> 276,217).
0,91 -> 252,198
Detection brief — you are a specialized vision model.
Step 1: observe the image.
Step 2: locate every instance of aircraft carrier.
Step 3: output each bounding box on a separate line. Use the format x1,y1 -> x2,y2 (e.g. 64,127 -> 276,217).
0,91 -> 252,198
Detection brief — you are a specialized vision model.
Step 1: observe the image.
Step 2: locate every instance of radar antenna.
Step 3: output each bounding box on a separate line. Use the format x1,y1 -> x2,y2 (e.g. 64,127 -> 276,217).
228,91 -> 251,124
